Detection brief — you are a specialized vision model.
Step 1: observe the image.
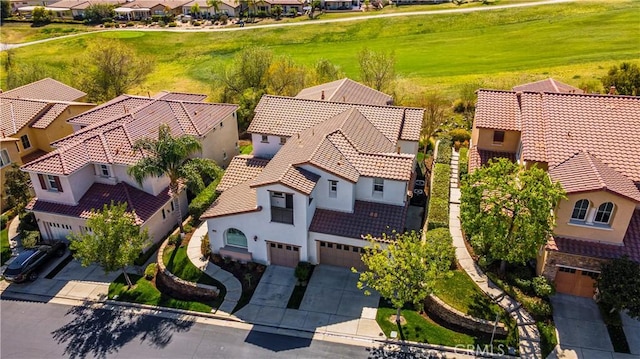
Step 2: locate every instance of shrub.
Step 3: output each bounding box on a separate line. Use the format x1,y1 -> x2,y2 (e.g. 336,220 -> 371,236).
200,234 -> 211,259
219,14 -> 228,24
295,261 -> 312,282
134,240 -> 162,266
424,228 -> 455,264
427,163 -> 451,230
168,21 -> 177,27
459,147 -> 469,181
532,276 -> 555,297
103,22 -> 115,28
191,20 -> 201,26
18,212 -> 38,235
513,277 -> 532,293
102,17 -> 112,23
158,20 -> 166,27
21,231 -> 40,249
435,139 -> 452,164
256,11 -> 268,18
126,21 -> 134,26
189,177 -> 221,219
0,214 -> 8,229
144,263 -> 157,279
448,128 -> 471,143
183,223 -> 193,233
168,233 -> 181,246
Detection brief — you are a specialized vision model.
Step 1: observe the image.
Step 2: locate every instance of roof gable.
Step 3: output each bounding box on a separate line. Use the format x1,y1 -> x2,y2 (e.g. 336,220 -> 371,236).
295,78 -> 393,106
0,78 -> 86,102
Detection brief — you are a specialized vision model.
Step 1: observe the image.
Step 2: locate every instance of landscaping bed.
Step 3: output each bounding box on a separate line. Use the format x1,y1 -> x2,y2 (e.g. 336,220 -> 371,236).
210,254 -> 266,312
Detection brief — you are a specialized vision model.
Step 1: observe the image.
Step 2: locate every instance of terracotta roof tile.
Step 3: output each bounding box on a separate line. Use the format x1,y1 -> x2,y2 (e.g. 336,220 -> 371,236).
23,96 -> 237,175
200,180 -> 261,219
309,200 -> 407,239
1,98 -> 50,135
547,209 -> 640,263
0,78 -> 86,102
512,78 -> 584,94
155,92 -> 208,102
296,78 -> 393,106
217,155 -> 270,192
249,95 -> 423,142
473,90 -> 521,131
67,95 -> 153,127
31,103 -> 69,129
26,182 -> 172,225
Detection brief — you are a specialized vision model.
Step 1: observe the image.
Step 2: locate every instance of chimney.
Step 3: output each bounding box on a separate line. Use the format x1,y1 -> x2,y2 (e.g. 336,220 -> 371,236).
515,91 -> 522,109
321,90 -> 325,100
609,86 -> 616,95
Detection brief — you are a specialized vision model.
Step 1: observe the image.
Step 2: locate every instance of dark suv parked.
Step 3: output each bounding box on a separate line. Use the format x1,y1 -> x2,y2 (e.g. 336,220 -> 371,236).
2,241 -> 66,283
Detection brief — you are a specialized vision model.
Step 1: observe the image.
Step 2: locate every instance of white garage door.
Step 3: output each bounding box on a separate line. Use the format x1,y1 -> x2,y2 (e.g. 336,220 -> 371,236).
44,221 -> 72,240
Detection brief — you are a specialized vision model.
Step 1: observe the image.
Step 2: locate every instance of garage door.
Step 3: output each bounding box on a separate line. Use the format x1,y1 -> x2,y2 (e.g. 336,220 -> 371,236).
554,266 -> 599,298
318,241 -> 366,271
268,242 -> 299,267
43,221 -> 72,240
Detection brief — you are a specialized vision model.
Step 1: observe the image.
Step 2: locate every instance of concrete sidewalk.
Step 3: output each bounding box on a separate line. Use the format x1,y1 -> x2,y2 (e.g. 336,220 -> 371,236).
186,222 -> 242,315
448,149 -> 542,358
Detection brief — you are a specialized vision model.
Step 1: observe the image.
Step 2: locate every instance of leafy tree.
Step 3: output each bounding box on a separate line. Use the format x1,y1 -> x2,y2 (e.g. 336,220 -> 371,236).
1,0 -> 11,20
266,56 -> 306,96
4,163 -> 32,212
190,3 -> 200,18
407,91 -> 450,154
453,82 -> 481,129
460,158 -> 565,273
358,48 -> 396,94
128,124 -> 220,232
207,0 -> 221,14
598,257 -> 640,319
307,0 -> 321,19
311,58 -> 344,85
68,202 -> 149,288
74,39 -> 154,102
32,6 -> 53,25
84,3 -> 115,23
601,62 -> 640,96
355,230 -> 454,325
5,60 -> 51,90
272,4 -> 282,19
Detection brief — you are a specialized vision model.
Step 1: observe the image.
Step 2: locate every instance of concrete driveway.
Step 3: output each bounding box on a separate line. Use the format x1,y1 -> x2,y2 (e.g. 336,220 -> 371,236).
236,265 -> 382,338
549,294 -> 640,359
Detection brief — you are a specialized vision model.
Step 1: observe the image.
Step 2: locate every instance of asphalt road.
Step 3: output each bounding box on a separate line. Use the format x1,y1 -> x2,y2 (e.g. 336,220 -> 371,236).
0,299 -> 370,359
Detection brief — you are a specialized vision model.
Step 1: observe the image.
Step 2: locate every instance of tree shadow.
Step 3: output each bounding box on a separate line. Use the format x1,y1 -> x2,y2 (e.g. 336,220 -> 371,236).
51,302 -> 195,359
468,292 -> 501,321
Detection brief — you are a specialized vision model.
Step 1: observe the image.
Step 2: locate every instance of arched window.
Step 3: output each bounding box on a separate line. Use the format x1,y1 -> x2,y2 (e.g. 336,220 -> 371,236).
571,199 -> 590,221
594,202 -> 614,224
225,228 -> 248,248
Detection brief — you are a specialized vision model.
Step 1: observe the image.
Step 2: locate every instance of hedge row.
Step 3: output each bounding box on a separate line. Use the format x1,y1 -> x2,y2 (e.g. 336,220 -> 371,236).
459,147 -> 469,182
188,176 -> 222,220
427,163 -> 451,230
435,139 -> 452,164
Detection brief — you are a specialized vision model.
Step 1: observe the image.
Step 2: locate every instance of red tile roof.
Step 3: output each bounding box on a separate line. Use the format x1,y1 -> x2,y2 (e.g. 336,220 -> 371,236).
251,107 -> 414,194
200,180 -> 261,219
1,98 -> 92,137
547,209 -> 640,263
26,182 -> 172,225
296,78 -> 393,106
249,95 -> 423,142
548,151 -> 640,202
0,78 -> 86,102
473,90 -> 521,131
512,78 -> 584,94
155,92 -> 208,102
23,97 -> 237,175
217,155 -> 270,192
67,95 -> 154,128
309,200 -> 407,239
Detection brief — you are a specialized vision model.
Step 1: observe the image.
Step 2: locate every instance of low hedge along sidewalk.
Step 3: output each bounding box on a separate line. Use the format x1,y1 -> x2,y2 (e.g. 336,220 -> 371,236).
427,163 -> 451,229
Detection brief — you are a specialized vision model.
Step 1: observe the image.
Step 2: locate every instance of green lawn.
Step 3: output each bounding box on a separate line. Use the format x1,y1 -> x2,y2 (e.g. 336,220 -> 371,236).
108,273 -> 218,313
2,1 -> 638,97
0,22 -> 101,44
162,244 -> 226,297
239,144 -> 253,155
434,269 -> 503,321
1,229 -> 11,265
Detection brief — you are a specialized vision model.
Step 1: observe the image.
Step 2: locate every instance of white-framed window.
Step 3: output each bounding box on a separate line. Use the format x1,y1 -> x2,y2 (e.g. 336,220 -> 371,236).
0,149 -> 11,168
279,137 -> 287,145
261,135 -> 269,143
38,174 -> 63,192
225,228 -> 248,248
373,178 -> 384,194
329,180 -> 338,198
99,164 -> 109,177
571,199 -> 589,221
20,134 -> 31,150
594,202 -> 614,225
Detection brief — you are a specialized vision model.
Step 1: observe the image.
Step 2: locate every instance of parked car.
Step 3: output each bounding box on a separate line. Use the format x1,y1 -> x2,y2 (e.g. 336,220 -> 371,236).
2,241 -> 66,283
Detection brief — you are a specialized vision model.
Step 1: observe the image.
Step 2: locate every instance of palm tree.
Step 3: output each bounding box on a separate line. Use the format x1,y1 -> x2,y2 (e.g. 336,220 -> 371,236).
128,124 -> 220,233
206,0 -> 220,15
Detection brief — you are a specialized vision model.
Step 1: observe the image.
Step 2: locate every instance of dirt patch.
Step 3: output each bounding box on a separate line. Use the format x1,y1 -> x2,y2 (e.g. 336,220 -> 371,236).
387,315 -> 407,326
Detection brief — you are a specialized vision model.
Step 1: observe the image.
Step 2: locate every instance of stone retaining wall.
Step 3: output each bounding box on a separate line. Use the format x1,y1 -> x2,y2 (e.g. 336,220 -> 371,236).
425,294 -> 508,336
156,238 -> 219,301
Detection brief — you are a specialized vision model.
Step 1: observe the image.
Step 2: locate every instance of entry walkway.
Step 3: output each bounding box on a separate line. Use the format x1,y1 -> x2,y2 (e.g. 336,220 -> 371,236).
448,149 -> 543,358
186,222 -> 242,314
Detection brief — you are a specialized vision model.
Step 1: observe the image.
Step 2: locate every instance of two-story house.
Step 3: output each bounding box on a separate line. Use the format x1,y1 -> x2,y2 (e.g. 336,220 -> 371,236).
22,92 -> 238,245
201,86 -> 423,269
0,78 -> 95,210
468,79 -> 640,297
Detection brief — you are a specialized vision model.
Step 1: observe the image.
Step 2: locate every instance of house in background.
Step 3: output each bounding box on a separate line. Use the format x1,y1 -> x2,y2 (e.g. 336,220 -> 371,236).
469,78 -> 640,297
0,78 -> 95,210
182,0 -> 241,17
47,0 -> 126,19
202,81 -> 423,269
115,0 -> 190,19
22,92 -> 238,245
295,78 -> 394,105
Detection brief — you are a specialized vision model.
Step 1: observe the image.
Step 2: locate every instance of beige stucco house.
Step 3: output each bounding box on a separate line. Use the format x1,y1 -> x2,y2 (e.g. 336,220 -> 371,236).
469,79 -> 640,297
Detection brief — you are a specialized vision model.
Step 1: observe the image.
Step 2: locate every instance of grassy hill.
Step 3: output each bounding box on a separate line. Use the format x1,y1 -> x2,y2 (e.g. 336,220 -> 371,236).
1,0 -> 638,98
